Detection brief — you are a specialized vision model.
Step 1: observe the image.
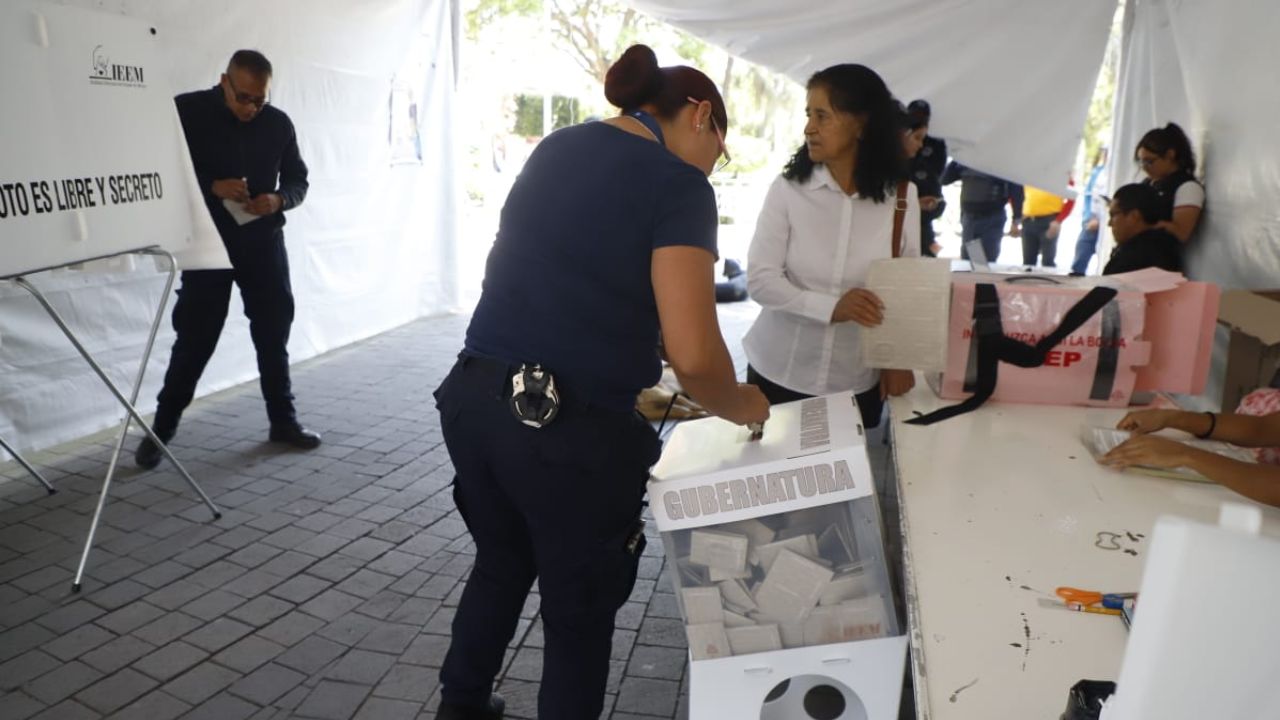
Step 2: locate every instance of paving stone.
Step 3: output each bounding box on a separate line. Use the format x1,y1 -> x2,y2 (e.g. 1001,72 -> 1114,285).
325,649 -> 397,685
220,568 -> 284,598
226,594 -> 295,627
25,660 -> 104,705
371,663 -> 436,703
227,662 -> 307,705
225,543 -> 283,569
337,537 -> 393,562
306,554 -> 365,583
80,635 -> 156,674
295,680 -> 371,720
276,635 -> 347,675
614,676 -> 680,717
103,689 -> 190,720
132,612 -> 203,647
35,600 -> 106,635
0,690 -> 44,720
29,699 -> 98,720
131,641 -> 208,682
626,644 -> 688,681
353,697 -> 421,720
161,662 -> 241,705
257,610 -> 326,647
354,621 -> 417,655
73,668 -> 158,714
400,633 -> 451,667
182,616 -> 254,653
173,691 -> 257,720
637,617 -> 687,648
43,623 -> 116,661
213,634 -> 287,673
143,582 -> 206,612
0,649 -> 62,691
300,589 -> 364,622
267,574 -> 331,604
95,601 -> 166,635
317,613 -> 380,647
180,589 -> 246,622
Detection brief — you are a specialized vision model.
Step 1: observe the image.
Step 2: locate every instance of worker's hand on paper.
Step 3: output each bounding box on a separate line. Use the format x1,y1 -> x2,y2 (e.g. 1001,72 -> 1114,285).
1047,220 -> 1062,240
832,288 -> 884,326
920,196 -> 942,212
245,193 -> 283,216
879,369 -> 915,400
724,383 -> 770,426
211,178 -> 249,203
1115,409 -> 1177,435
1101,434 -> 1191,470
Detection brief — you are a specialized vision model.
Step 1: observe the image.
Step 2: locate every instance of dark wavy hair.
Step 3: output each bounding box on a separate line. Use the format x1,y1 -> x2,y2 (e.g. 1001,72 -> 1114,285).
1136,122 -> 1196,174
782,64 -> 905,203
604,44 -> 727,133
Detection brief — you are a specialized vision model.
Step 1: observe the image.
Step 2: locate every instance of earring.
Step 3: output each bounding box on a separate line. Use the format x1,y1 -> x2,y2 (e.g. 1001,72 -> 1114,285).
696,124 -> 704,131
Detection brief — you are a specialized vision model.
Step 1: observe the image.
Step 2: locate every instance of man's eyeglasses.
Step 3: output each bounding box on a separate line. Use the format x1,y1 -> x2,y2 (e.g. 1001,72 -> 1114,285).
226,75 -> 268,109
688,97 -> 731,173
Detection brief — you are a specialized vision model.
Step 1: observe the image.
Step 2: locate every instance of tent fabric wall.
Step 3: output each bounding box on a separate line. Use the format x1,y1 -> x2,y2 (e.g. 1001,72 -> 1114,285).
1112,0 -> 1280,290
626,0 -> 1115,195
0,0 -> 459,457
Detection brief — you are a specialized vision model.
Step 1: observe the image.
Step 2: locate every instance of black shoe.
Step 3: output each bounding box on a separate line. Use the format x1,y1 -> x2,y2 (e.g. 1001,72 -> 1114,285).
134,430 -> 174,470
268,424 -> 322,449
437,694 -> 505,720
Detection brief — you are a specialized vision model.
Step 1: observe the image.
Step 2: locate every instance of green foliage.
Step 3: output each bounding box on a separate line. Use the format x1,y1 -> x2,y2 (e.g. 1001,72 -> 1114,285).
512,94 -> 582,136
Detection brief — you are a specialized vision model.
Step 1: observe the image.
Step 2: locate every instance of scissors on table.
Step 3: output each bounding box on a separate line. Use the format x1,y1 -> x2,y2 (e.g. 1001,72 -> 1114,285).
1055,586 -> 1138,610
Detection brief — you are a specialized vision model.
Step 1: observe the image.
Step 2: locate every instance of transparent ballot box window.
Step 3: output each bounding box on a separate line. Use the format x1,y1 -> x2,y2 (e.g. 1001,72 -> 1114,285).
648,393 -> 900,661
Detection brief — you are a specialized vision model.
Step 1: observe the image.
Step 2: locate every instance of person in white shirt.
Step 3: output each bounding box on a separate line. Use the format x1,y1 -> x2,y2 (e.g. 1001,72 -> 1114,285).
744,63 -> 919,429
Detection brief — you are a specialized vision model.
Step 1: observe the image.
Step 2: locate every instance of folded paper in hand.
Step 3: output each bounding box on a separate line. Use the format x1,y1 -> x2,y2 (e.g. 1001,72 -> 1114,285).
222,198 -> 261,226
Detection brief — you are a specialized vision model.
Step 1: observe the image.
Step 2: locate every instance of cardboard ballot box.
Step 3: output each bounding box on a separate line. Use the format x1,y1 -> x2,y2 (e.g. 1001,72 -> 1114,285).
650,392 -> 907,719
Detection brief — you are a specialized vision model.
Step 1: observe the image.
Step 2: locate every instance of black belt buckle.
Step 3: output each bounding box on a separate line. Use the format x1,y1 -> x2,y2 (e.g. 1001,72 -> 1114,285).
510,364 -> 560,428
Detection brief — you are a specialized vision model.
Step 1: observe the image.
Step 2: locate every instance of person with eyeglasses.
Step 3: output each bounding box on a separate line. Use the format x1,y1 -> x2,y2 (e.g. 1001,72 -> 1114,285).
1135,122 -> 1204,244
136,49 -> 318,470
743,63 -> 920,431
431,44 -> 767,720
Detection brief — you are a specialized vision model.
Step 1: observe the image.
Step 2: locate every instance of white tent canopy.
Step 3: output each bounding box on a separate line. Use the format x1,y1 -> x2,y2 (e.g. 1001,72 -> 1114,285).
628,0 -> 1116,196
0,0 -> 459,455
630,0 -> 1280,290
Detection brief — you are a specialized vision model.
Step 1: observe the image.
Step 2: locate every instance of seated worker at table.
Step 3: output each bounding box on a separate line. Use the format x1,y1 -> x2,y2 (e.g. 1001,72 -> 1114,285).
1104,409 -> 1280,508
1102,183 -> 1183,275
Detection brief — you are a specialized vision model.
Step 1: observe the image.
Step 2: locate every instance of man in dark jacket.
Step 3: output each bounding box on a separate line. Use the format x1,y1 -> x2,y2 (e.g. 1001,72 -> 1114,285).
941,161 -> 1024,264
1103,183 -> 1183,275
137,50 -> 319,469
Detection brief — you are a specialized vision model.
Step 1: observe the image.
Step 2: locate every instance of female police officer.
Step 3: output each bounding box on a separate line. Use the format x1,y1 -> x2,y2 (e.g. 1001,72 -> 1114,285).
433,45 -> 770,720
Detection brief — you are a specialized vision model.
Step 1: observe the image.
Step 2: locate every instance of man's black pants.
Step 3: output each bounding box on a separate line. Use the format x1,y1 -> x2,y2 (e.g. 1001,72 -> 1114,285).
153,231 -> 296,434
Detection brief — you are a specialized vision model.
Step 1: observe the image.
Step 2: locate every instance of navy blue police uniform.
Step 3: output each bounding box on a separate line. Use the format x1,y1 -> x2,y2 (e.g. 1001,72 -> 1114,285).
434,112 -> 716,719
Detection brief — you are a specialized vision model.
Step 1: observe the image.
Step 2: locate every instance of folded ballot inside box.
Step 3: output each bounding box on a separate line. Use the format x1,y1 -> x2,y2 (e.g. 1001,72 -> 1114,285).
649,393 -> 899,661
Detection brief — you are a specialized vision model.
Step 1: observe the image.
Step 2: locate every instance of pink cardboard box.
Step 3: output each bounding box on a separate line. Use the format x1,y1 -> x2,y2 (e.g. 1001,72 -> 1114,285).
938,274 -> 1151,407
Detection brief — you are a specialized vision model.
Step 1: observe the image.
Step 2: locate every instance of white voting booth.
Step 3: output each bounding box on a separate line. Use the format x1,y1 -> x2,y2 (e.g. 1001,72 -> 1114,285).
650,393 -> 907,720
0,0 -> 222,589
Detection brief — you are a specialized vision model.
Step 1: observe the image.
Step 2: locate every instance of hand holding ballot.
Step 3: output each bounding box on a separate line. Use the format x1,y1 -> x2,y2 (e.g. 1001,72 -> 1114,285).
211,177 -> 249,202
831,287 -> 885,326
244,192 -> 282,216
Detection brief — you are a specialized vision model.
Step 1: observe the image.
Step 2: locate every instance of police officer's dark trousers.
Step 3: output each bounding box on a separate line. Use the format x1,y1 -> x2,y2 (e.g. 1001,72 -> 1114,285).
153,229 -> 296,435
434,355 -> 660,719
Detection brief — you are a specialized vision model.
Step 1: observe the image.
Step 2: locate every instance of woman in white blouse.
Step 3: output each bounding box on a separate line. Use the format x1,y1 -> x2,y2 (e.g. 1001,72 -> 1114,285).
1134,122 -> 1204,244
744,64 -> 919,429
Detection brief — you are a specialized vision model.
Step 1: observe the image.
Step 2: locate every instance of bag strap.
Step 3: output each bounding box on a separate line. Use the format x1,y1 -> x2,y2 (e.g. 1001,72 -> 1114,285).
907,284 -> 1120,426
892,180 -> 909,258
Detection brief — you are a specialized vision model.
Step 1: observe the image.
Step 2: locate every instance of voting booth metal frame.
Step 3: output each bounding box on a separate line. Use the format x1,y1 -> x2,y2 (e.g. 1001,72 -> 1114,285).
0,433 -> 55,494
2,246 -> 221,592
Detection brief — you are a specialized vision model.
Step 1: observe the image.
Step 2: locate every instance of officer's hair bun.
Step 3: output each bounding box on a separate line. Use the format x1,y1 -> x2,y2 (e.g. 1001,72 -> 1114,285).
605,44 -> 664,111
